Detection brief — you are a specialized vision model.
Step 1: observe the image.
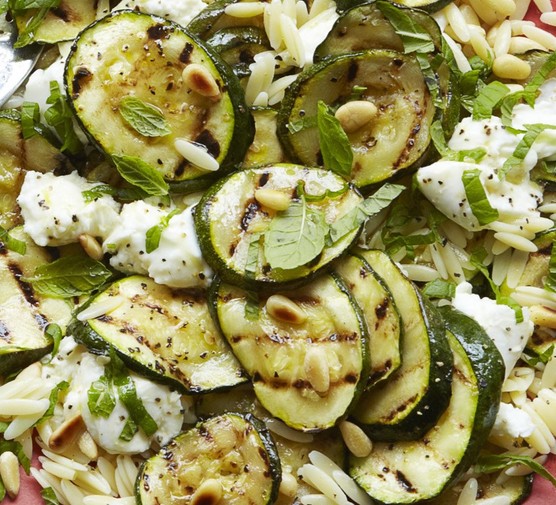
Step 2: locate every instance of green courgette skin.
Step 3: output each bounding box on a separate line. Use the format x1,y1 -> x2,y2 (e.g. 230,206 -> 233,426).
194,164 -> 364,291
135,413 -> 281,505
64,10 -> 254,193
335,0 -> 452,13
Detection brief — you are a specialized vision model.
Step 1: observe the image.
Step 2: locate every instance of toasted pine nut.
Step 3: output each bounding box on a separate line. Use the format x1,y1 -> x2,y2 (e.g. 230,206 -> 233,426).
254,188 -> 290,211
492,54 -> 531,80
191,478 -> 223,505
0,451 -> 20,499
79,234 -> 104,261
304,347 -> 330,395
266,295 -> 307,325
78,431 -> 99,461
530,305 -> 556,330
48,414 -> 86,453
339,420 -> 373,458
335,100 -> 378,134
182,64 -> 221,98
279,471 -> 298,497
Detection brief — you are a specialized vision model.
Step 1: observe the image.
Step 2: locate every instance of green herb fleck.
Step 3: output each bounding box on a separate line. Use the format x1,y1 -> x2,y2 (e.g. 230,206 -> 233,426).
119,96 -> 171,137
462,169 -> 499,226
317,101 -> 353,178
145,209 -> 181,253
112,155 -> 169,197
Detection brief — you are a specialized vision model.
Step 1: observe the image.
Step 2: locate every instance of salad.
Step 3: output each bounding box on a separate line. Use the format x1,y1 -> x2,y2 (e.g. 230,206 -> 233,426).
1,0 -> 556,504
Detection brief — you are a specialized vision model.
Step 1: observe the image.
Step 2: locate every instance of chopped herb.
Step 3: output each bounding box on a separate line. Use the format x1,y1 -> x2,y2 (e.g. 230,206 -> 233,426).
472,81 -> 510,120
317,101 -> 353,178
145,209 -> 181,253
10,0 -> 61,48
476,453 -> 556,488
34,381 -> 69,426
430,120 -> 486,162
45,323 -> 63,361
87,375 -> 117,418
22,255 -> 113,298
119,96 -> 171,137
264,197 -> 328,270
82,184 -> 116,203
112,155 -> 169,197
244,290 -> 260,321
20,101 -> 41,139
44,81 -> 83,155
422,279 -> 457,299
522,345 -> 555,367
40,487 -> 60,505
286,115 -> 317,134
461,169 -> 499,226
119,416 -> 138,441
376,1 -> 435,54
545,243 -> 556,293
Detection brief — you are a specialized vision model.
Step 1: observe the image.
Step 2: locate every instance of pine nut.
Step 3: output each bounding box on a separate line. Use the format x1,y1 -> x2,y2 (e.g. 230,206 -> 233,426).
79,234 -> 104,261
48,414 -> 86,453
265,295 -> 307,325
339,420 -> 373,458
530,305 -> 556,329
0,451 -> 20,499
304,347 -> 330,395
335,100 -> 378,134
279,471 -> 298,497
78,431 -> 98,461
254,188 -> 290,211
492,54 -> 531,80
182,64 -> 221,98
191,478 -> 223,505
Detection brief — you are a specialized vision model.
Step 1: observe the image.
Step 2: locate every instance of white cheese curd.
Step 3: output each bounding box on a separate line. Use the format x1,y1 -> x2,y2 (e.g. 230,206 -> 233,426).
148,205 -> 212,288
513,78 -> 556,160
103,200 -> 167,275
113,0 -> 207,27
491,402 -> 535,439
452,282 -> 533,380
42,337 -> 186,455
104,201 -> 212,288
448,116 -> 537,173
17,171 -> 121,247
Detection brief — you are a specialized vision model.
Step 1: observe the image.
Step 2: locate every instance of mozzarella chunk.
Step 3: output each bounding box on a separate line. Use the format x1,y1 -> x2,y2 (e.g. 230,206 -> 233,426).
113,0 -> 207,27
17,171 -> 121,247
452,283 -> 532,380
491,402 -> 535,439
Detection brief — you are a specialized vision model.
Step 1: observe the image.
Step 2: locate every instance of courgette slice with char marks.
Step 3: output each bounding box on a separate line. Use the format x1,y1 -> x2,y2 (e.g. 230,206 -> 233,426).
0,110 -> 72,229
350,307 -> 505,504
334,0 -> 452,13
12,0 -> 97,45
65,10 -> 254,192
70,275 -> 247,394
335,253 -> 401,387
352,249 -> 453,441
194,164 -> 363,290
136,413 -> 281,505
0,228 -> 72,376
211,274 -> 369,432
277,50 -> 435,190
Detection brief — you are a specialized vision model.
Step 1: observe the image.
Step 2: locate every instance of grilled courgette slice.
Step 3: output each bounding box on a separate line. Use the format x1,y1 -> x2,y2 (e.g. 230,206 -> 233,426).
194,164 -> 363,290
277,50 -> 435,190
65,10 -> 254,192
211,274 -> 369,432
136,413 -> 281,505
70,276 -> 246,394
352,249 -> 453,441
335,253 -> 402,386
350,307 -> 505,504
0,228 -> 72,376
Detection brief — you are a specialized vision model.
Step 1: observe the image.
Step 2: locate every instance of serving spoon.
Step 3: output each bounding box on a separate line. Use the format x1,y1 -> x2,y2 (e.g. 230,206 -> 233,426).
0,13 -> 41,107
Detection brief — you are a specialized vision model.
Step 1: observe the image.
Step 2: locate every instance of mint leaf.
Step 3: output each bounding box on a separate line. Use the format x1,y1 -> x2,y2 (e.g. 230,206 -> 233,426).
522,345 -> 554,367
545,243 -> 556,293
145,209 -> 180,253
119,96 -> 171,137
82,184 -> 116,203
23,255 -> 112,298
422,279 -> 456,299
11,0 -> 61,47
45,323 -> 63,361
264,198 -> 328,270
430,120 -> 486,162
40,487 -> 60,505
523,51 -> 556,106
462,169 -> 499,226
119,417 -> 138,441
317,101 -> 353,178
501,124 -> 556,178
34,381 -> 69,426
328,183 -> 405,243
44,81 -> 83,154
286,115 -> 317,134
20,102 -> 40,139
0,227 -> 27,255
473,81 -> 510,120
112,155 -> 169,196
376,1 -> 435,54
476,453 -> 556,487
87,375 -> 116,418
